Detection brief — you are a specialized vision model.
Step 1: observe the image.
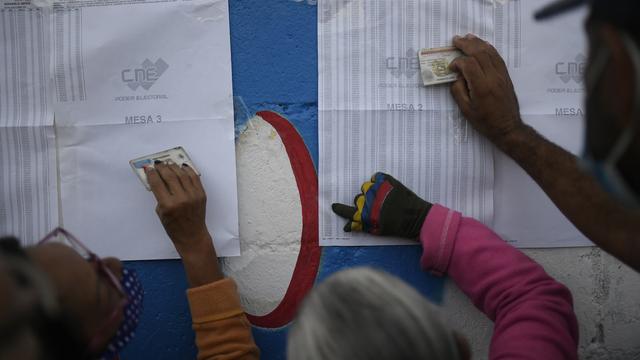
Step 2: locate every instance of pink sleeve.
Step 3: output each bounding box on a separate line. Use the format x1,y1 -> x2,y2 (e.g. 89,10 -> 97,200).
420,204 -> 579,360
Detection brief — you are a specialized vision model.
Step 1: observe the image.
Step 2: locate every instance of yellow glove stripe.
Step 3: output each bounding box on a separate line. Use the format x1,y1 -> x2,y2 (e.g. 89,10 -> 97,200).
352,194 -> 366,223
361,180 -> 374,195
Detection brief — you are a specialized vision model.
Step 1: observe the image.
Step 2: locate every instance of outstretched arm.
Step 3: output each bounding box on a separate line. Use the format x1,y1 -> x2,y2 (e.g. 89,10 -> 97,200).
333,174 -> 579,359
494,124 -> 640,270
146,163 -> 259,360
449,34 -> 640,272
421,205 -> 578,360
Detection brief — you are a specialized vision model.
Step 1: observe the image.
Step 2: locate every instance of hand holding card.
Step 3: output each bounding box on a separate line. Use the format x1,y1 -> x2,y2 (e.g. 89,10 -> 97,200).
130,146 -> 200,190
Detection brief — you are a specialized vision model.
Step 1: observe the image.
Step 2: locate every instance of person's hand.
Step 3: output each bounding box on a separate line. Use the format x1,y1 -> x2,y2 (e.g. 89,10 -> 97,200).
449,34 -> 526,146
145,162 -> 209,256
146,162 -> 222,286
332,173 -> 432,239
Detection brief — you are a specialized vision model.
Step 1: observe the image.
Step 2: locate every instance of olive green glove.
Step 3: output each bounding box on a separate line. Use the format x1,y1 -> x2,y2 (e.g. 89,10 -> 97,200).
331,172 -> 432,239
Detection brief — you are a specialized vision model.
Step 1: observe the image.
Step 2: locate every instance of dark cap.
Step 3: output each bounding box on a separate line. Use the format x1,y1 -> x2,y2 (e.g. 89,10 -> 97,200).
534,0 -> 589,21
535,0 -> 640,37
534,0 -> 640,20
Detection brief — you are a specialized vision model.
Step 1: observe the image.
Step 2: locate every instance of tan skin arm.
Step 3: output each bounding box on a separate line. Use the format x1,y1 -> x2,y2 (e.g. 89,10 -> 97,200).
449,34 -> 640,272
145,162 -> 223,287
145,162 -> 260,360
497,125 -> 640,270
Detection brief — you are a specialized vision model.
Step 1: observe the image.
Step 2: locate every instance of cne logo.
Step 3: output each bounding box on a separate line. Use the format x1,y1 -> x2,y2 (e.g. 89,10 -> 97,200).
555,54 -> 586,84
121,58 -> 169,91
386,48 -> 420,79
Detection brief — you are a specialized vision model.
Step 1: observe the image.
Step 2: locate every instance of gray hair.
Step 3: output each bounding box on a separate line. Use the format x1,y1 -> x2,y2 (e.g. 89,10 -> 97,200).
287,267 -> 461,360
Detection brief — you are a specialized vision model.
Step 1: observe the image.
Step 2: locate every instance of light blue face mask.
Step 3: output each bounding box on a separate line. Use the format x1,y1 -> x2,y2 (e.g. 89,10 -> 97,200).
581,32 -> 640,207
100,268 -> 144,360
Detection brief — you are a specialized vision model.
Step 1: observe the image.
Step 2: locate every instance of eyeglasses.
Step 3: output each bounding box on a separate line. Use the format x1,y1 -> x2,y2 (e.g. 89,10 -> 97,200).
38,227 -> 128,356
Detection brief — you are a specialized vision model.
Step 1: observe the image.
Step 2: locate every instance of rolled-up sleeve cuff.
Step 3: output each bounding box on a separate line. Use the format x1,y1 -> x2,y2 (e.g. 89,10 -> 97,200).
186,278 -> 244,324
419,204 -> 461,277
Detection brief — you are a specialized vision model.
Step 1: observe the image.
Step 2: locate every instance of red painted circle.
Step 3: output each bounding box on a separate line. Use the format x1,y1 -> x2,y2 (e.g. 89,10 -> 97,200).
245,111 -> 321,328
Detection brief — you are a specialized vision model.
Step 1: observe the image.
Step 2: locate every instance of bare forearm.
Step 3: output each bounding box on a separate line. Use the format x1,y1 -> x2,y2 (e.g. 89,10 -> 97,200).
178,234 -> 224,288
146,163 -> 225,286
445,34 -> 640,270
497,124 -> 640,271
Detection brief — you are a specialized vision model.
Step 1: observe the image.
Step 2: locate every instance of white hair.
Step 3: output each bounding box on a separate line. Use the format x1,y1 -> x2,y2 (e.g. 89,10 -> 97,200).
287,267 -> 461,360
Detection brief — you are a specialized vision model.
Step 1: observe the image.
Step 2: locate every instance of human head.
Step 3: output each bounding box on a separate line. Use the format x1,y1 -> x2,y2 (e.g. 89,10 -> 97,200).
287,267 -> 468,360
537,0 -> 640,205
0,236 -> 125,359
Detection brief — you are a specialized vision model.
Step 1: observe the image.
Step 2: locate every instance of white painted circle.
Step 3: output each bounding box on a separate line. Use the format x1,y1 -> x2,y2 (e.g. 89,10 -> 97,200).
221,116 -> 302,316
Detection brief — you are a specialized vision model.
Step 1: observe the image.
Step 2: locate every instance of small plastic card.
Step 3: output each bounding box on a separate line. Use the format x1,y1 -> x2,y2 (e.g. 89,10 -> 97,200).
129,146 -> 200,190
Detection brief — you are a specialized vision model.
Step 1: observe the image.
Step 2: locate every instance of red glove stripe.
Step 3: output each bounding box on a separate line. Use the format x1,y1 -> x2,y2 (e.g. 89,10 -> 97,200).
370,181 -> 393,234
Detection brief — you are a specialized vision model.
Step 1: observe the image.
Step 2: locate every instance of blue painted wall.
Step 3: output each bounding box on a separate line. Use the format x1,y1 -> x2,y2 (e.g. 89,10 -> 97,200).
122,1 -> 444,359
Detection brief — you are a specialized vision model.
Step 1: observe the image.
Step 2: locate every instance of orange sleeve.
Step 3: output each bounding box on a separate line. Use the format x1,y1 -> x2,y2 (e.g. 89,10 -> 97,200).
186,278 -> 260,360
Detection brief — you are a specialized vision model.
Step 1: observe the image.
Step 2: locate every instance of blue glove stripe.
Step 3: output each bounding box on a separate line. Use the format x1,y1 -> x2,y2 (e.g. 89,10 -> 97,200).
361,190 -> 375,231
362,176 -> 385,231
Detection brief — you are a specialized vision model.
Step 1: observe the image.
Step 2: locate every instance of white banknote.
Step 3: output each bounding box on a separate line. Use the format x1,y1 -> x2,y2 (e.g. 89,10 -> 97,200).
418,47 -> 463,86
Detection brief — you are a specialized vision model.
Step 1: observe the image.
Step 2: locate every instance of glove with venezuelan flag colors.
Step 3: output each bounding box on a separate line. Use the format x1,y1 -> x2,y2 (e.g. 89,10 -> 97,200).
331,172 -> 433,239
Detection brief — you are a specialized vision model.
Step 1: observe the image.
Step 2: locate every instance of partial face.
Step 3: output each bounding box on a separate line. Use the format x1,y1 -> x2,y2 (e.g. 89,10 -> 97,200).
26,243 -> 124,355
0,263 -> 42,360
584,17 -> 640,196
584,19 -> 621,160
